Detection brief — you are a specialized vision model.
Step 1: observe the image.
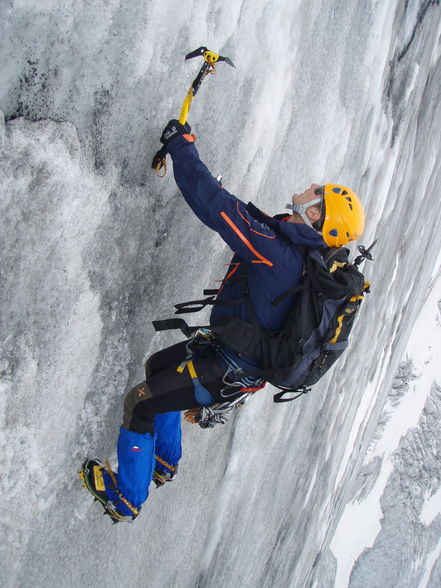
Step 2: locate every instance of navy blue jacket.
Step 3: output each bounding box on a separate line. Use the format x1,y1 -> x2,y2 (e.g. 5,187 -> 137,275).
167,135 -> 326,336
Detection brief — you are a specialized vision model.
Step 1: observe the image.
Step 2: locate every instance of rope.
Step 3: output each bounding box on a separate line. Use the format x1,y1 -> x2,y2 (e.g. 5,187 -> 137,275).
184,393 -> 251,428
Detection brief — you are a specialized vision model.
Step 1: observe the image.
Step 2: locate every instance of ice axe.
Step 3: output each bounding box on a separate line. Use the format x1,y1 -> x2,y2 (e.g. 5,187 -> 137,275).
151,47 -> 235,176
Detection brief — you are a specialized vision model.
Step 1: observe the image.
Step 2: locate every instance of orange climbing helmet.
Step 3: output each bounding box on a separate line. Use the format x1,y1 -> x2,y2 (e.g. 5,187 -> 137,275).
288,184 -> 365,246
321,184 -> 365,247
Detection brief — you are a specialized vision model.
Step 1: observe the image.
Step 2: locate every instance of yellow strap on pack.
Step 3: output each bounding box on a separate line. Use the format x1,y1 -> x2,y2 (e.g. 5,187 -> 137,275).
330,315 -> 345,344
349,295 -> 364,302
330,295 -> 364,344
329,261 -> 347,273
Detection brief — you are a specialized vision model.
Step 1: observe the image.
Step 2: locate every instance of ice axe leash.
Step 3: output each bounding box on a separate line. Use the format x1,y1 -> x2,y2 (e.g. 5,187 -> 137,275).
151,47 -> 235,176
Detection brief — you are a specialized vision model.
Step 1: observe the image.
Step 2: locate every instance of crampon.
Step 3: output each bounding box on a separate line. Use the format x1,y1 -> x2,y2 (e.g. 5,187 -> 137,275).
152,464 -> 178,488
78,459 -> 140,524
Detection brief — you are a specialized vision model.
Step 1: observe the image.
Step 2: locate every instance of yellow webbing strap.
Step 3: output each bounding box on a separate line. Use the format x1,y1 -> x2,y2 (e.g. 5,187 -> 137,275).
177,358 -> 197,379
330,315 -> 345,344
187,359 -> 197,379
104,460 -> 139,516
155,455 -> 176,472
105,460 -> 118,488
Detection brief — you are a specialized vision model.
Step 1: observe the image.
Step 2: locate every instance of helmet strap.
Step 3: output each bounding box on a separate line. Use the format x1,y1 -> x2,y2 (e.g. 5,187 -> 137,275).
286,198 -> 322,231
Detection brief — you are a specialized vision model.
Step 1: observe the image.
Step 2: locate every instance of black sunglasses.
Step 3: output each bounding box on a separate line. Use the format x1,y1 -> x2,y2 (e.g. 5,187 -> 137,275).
312,186 -> 326,231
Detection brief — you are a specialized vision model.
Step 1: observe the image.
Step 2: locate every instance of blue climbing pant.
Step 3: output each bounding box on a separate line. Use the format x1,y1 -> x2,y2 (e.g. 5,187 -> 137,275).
107,340 -> 237,511
105,412 -> 182,513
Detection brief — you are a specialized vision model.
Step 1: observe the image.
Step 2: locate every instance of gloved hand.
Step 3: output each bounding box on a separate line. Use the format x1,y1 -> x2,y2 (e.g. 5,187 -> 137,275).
160,119 -> 192,146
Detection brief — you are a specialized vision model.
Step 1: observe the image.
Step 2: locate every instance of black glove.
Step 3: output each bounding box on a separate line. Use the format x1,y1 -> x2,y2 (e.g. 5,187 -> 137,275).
160,119 -> 192,146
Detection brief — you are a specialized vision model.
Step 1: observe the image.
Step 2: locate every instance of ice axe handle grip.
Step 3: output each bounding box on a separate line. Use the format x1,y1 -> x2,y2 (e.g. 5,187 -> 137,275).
151,145 -> 168,173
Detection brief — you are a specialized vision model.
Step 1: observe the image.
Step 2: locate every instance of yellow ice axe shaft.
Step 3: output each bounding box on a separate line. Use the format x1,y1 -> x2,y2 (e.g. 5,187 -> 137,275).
152,47 -> 235,175
178,48 -> 234,124
178,86 -> 195,126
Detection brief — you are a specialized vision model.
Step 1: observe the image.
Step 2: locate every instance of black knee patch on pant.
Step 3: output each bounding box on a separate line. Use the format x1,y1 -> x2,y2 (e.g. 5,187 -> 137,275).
123,382 -> 155,435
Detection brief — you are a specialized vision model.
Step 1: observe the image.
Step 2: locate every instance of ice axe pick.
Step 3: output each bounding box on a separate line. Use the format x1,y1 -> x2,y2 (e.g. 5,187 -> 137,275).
152,47 -> 235,176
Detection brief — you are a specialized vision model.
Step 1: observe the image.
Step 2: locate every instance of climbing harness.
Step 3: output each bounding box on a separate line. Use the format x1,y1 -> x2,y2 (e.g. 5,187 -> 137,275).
172,328 -> 264,428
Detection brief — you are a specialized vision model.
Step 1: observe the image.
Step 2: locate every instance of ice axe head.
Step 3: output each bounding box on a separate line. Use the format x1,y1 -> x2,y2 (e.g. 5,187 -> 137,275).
185,46 -> 235,68
178,46 -> 235,123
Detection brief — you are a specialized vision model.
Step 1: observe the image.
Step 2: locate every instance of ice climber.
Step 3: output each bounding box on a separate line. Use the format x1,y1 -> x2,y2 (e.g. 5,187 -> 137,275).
81,119 -> 365,522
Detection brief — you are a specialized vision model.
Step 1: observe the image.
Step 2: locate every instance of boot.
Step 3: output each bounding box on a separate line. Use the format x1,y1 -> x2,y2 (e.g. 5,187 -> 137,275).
79,459 -> 140,523
153,464 -> 179,488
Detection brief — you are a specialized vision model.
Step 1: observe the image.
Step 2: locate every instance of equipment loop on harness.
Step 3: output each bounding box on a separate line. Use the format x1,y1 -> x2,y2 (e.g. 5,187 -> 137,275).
176,346 -> 215,406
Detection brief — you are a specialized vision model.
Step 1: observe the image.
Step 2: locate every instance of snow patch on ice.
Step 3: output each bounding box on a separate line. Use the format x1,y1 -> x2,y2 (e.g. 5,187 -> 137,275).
421,486 -> 441,527
418,535 -> 441,588
330,273 -> 441,587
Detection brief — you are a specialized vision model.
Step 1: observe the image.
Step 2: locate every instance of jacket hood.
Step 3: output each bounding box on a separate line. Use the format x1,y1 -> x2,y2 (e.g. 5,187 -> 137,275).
246,202 -> 326,250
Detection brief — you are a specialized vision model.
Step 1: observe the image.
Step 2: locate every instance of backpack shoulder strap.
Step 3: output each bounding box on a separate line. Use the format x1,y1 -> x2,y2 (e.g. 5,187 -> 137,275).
271,246 -> 322,307
322,246 -> 349,265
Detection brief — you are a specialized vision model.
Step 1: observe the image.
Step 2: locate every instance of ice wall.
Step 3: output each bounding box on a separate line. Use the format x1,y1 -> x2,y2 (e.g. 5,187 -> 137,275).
1,1 -> 440,587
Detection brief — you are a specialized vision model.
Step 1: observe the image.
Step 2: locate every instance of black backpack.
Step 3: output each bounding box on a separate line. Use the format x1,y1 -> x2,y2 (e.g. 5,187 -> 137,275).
153,243 -> 375,402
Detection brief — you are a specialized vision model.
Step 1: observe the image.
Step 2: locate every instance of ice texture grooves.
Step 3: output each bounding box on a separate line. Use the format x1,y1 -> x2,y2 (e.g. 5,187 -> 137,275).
1,2 -> 440,587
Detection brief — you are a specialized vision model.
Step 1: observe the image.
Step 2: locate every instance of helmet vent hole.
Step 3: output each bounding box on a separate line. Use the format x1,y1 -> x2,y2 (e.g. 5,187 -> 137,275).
345,196 -> 352,202
342,190 -> 348,195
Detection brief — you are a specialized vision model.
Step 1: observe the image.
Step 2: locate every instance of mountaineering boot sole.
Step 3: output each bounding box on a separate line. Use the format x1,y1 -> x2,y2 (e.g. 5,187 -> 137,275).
78,459 -> 138,524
